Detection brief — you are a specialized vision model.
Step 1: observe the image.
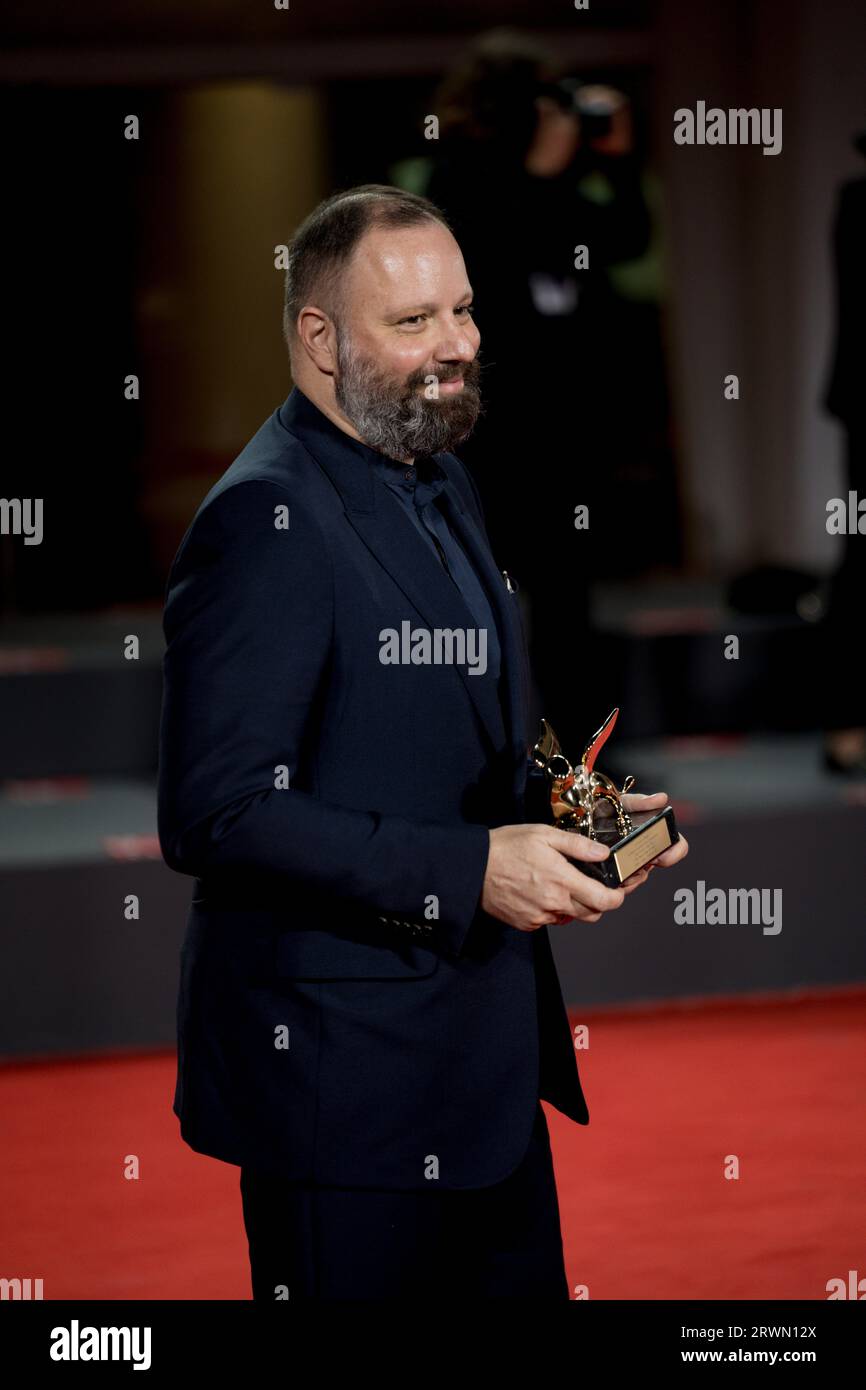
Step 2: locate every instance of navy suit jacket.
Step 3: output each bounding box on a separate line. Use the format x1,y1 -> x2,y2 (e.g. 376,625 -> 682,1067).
158,386 -> 588,1190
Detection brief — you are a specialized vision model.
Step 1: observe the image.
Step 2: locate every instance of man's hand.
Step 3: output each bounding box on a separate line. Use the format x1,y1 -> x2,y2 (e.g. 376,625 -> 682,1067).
481,793 -> 690,932
620,791 -> 690,872
555,790 -> 689,920
481,823 -> 626,932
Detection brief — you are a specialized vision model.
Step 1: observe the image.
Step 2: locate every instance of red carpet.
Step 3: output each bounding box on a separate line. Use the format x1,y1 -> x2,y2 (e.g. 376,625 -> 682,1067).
2,989 -> 864,1300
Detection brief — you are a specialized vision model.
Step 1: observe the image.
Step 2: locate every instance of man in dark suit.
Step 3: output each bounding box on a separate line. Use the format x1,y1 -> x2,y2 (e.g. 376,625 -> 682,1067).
157,184 -> 688,1300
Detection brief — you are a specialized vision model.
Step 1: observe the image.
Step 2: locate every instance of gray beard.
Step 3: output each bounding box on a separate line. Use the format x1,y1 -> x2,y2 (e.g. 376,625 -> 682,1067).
333,333 -> 483,461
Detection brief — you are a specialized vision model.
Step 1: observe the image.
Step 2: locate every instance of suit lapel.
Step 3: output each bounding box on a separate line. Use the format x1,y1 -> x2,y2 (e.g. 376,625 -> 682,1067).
438,485 -> 530,790
345,489 -> 509,759
279,388 -> 529,783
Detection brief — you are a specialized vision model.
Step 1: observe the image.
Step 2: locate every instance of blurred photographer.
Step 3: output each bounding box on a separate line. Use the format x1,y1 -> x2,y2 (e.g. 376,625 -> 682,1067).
421,30 -> 655,752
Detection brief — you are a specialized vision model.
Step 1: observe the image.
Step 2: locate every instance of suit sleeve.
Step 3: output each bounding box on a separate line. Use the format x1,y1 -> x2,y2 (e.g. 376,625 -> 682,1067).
157,477 -> 489,958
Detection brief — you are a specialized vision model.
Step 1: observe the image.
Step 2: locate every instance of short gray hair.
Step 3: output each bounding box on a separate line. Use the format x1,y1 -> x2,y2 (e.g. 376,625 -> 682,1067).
282,184 -> 452,349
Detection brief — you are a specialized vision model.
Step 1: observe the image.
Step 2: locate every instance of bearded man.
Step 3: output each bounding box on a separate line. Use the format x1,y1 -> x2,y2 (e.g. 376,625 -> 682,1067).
157,184 -> 687,1301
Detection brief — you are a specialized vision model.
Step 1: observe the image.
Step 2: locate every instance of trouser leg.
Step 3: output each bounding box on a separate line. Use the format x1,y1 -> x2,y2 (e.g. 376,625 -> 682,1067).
440,1103 -> 570,1300
239,1103 -> 569,1301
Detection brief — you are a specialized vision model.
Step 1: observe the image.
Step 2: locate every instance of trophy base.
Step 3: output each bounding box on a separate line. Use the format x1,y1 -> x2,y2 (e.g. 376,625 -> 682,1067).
563,804 -> 679,887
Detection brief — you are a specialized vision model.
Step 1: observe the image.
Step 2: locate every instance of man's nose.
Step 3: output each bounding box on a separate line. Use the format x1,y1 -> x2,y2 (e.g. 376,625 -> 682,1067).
434,328 -> 478,363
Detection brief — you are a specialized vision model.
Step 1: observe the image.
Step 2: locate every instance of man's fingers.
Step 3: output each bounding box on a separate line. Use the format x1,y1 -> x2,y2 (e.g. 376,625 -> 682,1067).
621,790 -> 668,814
621,867 -> 649,892
536,822 -> 674,922
546,826 -> 612,866
562,868 -> 626,914
651,832 -> 689,868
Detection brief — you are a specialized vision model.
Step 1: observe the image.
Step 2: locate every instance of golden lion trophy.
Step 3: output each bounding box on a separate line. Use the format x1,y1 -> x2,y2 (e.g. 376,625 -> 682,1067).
530,707 -> 679,886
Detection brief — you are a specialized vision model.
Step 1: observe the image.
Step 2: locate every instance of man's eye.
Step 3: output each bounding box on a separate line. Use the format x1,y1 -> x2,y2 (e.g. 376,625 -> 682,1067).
399,315 -> 426,326
457,305 -> 475,316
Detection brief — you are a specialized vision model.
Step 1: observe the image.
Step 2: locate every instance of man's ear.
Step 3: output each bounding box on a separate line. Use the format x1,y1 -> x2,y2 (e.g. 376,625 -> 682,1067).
296,305 -> 338,376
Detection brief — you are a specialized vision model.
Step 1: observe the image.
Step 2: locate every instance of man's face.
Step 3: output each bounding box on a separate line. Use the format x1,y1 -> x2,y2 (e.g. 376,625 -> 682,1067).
332,220 -> 483,460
